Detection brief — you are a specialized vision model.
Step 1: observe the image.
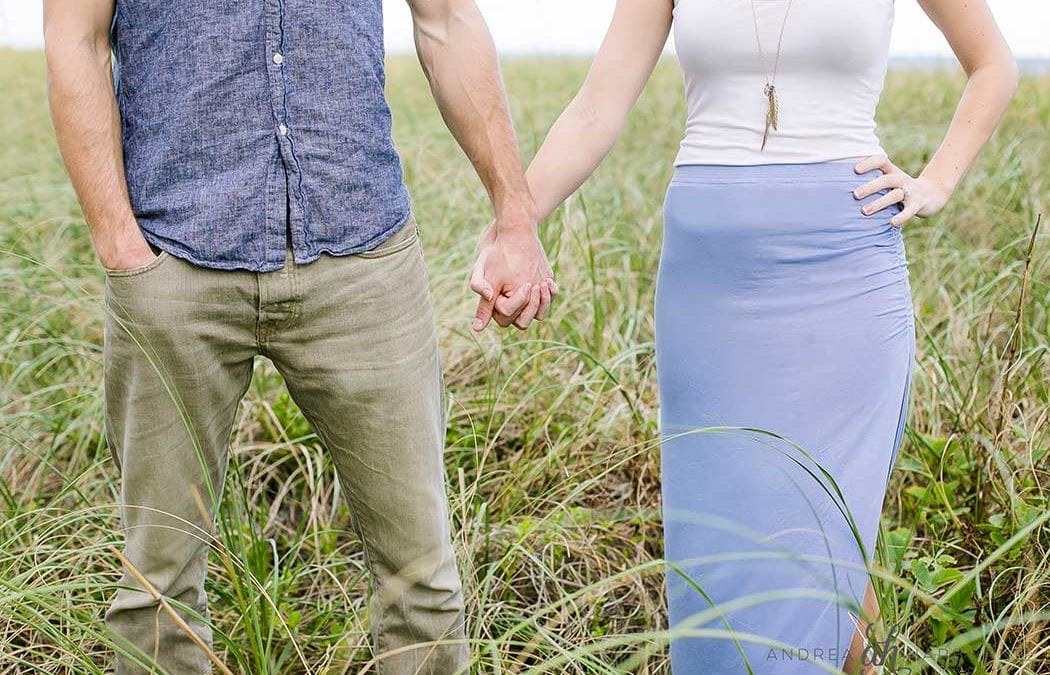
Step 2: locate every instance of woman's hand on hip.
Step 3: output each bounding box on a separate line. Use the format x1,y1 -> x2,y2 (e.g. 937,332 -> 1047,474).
853,155 -> 952,228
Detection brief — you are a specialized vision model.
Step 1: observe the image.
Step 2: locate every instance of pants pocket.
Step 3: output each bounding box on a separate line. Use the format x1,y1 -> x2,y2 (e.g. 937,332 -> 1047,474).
102,250 -> 171,278
355,217 -> 419,259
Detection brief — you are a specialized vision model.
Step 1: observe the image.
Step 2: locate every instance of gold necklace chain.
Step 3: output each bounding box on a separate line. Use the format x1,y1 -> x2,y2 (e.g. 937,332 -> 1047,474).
750,0 -> 794,150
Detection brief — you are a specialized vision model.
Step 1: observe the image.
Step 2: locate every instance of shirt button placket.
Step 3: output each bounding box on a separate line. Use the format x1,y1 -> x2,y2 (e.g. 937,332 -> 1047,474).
272,44 -> 289,139
266,0 -> 302,263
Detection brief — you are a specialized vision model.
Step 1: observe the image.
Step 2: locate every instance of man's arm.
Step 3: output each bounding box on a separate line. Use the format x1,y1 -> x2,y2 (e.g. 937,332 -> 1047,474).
44,0 -> 155,272
407,0 -> 554,331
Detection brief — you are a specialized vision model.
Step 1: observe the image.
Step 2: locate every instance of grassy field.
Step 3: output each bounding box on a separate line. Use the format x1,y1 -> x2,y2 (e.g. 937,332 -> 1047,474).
1,50 -> 1047,673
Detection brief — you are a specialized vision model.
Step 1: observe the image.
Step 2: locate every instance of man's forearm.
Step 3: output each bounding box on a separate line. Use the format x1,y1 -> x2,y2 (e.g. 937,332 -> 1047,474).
411,0 -> 535,231
45,17 -> 145,261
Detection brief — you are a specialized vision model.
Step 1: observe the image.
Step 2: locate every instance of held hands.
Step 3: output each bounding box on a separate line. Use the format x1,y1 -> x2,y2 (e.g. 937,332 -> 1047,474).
853,155 -> 952,228
470,219 -> 557,332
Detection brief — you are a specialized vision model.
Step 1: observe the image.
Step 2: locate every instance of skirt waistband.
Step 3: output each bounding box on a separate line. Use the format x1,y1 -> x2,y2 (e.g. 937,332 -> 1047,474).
671,161 -> 879,185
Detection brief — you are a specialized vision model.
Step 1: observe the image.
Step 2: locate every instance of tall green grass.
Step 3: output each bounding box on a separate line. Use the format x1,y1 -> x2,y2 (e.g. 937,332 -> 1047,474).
1,50 -> 1047,673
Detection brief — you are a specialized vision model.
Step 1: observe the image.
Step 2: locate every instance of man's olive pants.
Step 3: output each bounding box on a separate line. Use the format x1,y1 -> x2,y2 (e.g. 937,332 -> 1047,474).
102,221 -> 467,674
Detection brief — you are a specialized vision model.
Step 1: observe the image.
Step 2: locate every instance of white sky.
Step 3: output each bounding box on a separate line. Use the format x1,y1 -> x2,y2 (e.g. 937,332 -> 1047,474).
1,0 -> 1048,57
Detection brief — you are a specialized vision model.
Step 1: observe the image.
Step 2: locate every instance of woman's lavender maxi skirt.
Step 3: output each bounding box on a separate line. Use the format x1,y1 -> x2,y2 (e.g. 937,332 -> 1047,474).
657,162 -> 915,673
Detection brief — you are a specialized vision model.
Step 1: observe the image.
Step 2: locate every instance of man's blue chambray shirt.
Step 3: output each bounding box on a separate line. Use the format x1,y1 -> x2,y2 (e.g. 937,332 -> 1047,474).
111,0 -> 412,272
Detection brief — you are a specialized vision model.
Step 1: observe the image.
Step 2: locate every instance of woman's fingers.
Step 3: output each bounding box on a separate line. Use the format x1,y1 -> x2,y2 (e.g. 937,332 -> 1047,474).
891,199 -> 921,228
853,173 -> 897,200
852,155 -> 920,219
486,278 -> 556,331
862,187 -> 906,216
854,154 -> 892,175
535,281 -> 552,321
494,283 -> 532,317
513,285 -> 543,330
493,313 -> 515,328
492,283 -> 532,328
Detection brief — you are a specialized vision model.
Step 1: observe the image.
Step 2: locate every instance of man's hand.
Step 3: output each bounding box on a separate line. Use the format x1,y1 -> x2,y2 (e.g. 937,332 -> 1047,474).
408,0 -> 559,331
94,219 -> 158,272
45,0 -> 151,274
470,219 -> 556,332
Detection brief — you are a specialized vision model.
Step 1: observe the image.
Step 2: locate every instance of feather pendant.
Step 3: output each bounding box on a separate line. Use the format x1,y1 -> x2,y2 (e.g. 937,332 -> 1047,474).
761,83 -> 779,151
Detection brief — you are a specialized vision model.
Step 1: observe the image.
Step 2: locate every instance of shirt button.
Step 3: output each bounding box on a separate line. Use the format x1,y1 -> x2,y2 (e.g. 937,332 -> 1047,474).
273,53 -> 284,65
278,123 -> 288,136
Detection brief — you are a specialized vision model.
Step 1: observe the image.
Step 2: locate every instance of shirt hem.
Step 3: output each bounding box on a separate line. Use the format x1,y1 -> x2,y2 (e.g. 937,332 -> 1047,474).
294,209 -> 413,266
139,207 -> 414,273
673,146 -> 887,168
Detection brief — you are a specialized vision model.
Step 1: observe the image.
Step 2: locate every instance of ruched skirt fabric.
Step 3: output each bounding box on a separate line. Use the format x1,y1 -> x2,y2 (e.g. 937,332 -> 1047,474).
657,162 -> 915,673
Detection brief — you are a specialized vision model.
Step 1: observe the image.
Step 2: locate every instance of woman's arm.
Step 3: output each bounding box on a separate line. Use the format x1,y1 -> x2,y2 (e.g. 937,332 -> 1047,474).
854,0 -> 1019,226
526,0 -> 674,223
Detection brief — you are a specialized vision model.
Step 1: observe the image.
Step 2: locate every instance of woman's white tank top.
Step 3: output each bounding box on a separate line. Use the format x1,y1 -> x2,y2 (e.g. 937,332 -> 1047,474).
672,0 -> 894,165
